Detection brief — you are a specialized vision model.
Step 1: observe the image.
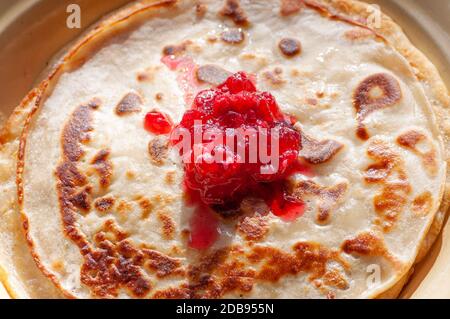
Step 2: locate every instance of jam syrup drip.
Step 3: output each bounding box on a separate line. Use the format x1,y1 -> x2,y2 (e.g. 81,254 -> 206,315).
168,72 -> 311,249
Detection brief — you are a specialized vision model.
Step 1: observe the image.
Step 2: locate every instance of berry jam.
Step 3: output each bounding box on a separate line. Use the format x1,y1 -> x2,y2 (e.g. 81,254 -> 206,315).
172,72 -> 305,223
189,206 -> 219,250
270,186 -> 306,222
144,111 -> 173,135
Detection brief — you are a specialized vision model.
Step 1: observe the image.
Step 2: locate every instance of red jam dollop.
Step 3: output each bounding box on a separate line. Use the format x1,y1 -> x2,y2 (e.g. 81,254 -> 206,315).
144,111 -> 173,135
172,72 -> 304,216
189,206 -> 219,250
270,186 -> 306,222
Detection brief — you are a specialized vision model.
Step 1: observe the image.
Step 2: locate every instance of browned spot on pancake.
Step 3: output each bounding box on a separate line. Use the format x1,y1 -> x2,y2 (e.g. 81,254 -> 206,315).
195,2 -> 207,19
237,198 -> 270,242
91,149 -> 113,189
52,261 -> 65,273
364,140 -> 411,232
289,180 -> 348,224
221,28 -> 245,44
56,161 -> 88,190
165,171 -> 177,185
262,67 -> 285,87
70,187 -> 92,213
117,200 -> 133,215
207,35 -> 218,43
57,103 -> 153,298
133,194 -> 146,203
217,266 -> 255,296
83,230 -> 152,298
239,52 -> 268,66
397,130 -> 438,177
185,248 -> 255,298
353,73 -> 402,140
152,194 -> 176,207
57,170 -> 150,298
85,223 -> 147,299
94,196 -> 115,213
137,66 -> 161,83
280,0 -> 303,16
171,246 -> 182,255
153,287 -> 191,299
143,249 -> 185,278
62,100 -> 99,162
300,132 -> 344,164
126,170 -> 136,180
56,103 -> 95,249
158,212 -> 176,240
187,250 -> 229,283
397,130 -> 424,148
248,243 -> 349,289
279,38 -> 302,57
342,232 -> 384,256
162,40 -> 192,56
102,219 -> 128,241
181,229 -> 191,242
139,197 -> 154,219
154,242 -> 349,298
22,219 -> 29,232
219,0 -> 248,26
155,93 -> 164,101
137,73 -> 150,82
373,185 -> 410,230
290,68 -> 301,77
87,98 -> 102,109
115,92 -> 143,116
327,291 -> 336,299
306,98 -> 318,106
148,136 -> 169,166
197,65 -> 232,86
322,269 -> 349,290
344,28 -> 375,41
342,232 -> 400,267
364,141 -> 400,183
412,191 -> 433,216
237,214 -> 269,242
330,91 -> 340,99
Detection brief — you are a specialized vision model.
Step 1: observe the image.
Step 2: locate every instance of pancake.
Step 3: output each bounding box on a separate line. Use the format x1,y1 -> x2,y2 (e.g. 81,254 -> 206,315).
0,90 -> 63,298
1,0 -> 449,299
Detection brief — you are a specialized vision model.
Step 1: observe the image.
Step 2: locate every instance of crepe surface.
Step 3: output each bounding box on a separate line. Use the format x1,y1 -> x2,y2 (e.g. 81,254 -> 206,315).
1,0 -> 449,299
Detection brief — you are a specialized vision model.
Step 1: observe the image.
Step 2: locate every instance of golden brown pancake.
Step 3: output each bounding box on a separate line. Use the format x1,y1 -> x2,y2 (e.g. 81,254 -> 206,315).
0,0 -> 448,299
